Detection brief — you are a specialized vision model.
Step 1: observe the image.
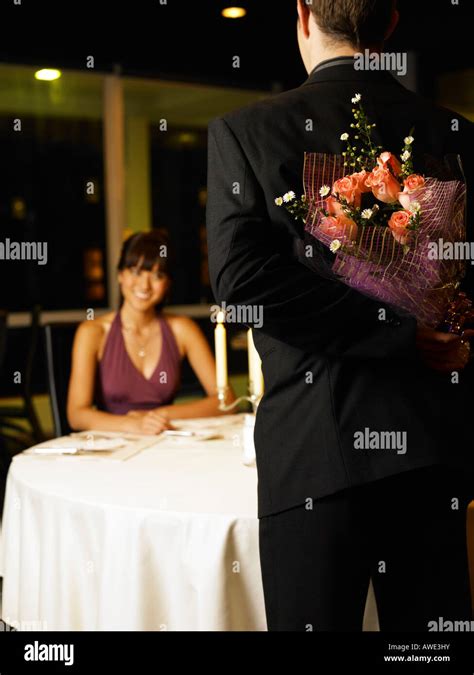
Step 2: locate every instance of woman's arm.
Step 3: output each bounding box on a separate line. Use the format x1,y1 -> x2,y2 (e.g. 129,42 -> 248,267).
159,317 -> 237,419
67,321 -> 172,434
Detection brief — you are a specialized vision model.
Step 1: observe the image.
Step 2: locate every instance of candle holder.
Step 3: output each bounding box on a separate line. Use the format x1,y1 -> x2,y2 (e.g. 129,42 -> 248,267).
217,385 -> 262,414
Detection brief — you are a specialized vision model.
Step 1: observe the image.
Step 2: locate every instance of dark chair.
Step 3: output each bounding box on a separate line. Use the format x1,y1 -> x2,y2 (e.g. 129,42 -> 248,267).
0,304 -> 44,446
44,322 -> 78,438
0,310 -> 7,371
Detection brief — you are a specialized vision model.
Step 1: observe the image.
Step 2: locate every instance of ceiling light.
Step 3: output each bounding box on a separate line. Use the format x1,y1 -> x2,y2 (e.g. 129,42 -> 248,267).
35,68 -> 62,81
221,7 -> 247,19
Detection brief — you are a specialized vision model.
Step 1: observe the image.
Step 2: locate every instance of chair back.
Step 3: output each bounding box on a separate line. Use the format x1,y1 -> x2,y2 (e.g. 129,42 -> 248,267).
0,310 -> 7,378
44,322 -> 78,437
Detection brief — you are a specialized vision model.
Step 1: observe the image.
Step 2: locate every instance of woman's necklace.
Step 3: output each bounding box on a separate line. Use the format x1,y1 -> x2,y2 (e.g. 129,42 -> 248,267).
122,317 -> 160,358
131,330 -> 157,359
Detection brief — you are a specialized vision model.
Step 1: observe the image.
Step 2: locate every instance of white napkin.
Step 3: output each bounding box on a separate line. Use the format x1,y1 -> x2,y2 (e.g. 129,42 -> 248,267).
29,437 -> 128,454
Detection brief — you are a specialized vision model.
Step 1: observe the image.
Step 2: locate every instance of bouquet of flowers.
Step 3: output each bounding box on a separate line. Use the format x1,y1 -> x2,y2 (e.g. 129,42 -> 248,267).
275,94 -> 473,333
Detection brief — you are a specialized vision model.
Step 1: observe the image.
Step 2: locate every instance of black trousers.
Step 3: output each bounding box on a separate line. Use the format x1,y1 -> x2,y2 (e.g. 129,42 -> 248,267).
259,465 -> 474,631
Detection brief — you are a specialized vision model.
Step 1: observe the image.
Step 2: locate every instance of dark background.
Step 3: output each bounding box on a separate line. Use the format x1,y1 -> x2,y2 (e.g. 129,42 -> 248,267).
0,0 -> 471,399
0,0 -> 471,95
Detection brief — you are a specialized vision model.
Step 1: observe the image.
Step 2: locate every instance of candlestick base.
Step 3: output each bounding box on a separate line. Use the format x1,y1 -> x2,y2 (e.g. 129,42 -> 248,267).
242,412 -> 256,466
217,385 -> 262,413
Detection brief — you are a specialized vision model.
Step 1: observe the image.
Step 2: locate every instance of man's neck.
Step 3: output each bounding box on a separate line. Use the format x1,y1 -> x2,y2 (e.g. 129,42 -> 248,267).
306,44 -> 383,75
306,47 -> 357,75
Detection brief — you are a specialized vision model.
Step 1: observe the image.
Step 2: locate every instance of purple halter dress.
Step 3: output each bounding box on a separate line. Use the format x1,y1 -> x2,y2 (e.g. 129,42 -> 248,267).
96,312 -> 182,414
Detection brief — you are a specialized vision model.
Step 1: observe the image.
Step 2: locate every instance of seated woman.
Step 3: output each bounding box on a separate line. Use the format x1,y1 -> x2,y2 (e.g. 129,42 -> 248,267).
67,230 -> 236,435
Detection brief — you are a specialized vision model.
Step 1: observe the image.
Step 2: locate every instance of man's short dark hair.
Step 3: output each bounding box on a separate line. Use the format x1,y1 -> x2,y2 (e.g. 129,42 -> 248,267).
306,0 -> 396,48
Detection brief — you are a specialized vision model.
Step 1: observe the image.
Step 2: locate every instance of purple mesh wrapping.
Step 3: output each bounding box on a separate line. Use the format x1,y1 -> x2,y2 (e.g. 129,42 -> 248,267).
302,153 -> 467,327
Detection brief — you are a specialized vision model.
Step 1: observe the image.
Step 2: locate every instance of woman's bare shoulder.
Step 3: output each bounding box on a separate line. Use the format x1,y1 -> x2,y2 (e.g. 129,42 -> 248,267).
163,314 -> 201,357
164,313 -> 202,335
75,311 -> 116,352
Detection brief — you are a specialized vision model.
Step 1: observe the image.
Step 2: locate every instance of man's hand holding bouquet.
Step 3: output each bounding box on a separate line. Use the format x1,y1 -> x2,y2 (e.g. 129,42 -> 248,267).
276,94 -> 474,372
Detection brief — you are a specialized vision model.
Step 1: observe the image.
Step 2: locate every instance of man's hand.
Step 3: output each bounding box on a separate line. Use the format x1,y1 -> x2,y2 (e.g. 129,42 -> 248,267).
416,325 -> 471,373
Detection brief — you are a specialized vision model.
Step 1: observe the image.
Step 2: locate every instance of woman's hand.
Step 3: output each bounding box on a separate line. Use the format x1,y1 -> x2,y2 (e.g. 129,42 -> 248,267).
125,409 -> 176,435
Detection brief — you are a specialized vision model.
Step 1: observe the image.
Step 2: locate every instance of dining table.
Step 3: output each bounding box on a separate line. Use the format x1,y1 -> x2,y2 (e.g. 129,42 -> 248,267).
0,414 -> 379,631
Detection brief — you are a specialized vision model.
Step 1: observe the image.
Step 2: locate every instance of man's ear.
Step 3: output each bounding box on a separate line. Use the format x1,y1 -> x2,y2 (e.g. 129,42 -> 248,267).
384,8 -> 399,41
296,0 -> 311,39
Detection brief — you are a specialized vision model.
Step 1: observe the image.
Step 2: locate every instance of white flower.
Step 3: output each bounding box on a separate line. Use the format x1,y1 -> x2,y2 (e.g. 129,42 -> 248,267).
283,191 -> 296,203
408,201 -> 421,213
351,93 -> 362,103
319,185 -> 331,197
340,132 -> 349,141
372,203 -> 380,212
329,239 -> 342,253
404,136 -> 414,145
401,150 -> 411,162
274,196 -> 283,206
361,208 -> 373,219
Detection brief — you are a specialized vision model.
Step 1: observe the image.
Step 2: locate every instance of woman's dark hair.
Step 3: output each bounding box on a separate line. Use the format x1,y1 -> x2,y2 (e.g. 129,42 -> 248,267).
117,229 -> 173,278
117,229 -> 173,311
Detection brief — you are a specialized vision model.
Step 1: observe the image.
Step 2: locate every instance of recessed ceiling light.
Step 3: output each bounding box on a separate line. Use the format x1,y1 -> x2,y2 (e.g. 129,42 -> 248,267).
221,7 -> 247,19
35,68 -> 62,81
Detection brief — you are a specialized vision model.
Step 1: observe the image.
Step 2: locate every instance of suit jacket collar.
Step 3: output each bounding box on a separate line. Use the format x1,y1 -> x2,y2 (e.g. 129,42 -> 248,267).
302,55 -> 399,87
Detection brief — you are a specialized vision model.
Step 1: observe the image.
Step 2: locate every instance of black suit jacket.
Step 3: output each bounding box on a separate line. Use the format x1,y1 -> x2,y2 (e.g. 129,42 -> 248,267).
206,58 -> 474,517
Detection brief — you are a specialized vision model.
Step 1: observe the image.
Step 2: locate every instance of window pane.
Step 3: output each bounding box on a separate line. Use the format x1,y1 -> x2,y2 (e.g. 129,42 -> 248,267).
0,65 -> 107,311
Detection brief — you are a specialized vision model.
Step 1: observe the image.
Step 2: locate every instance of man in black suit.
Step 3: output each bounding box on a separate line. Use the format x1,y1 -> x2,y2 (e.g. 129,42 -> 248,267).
206,0 -> 474,631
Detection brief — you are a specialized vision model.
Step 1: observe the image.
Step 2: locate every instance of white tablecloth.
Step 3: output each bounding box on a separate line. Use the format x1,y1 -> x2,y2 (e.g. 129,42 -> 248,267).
0,414 -> 378,631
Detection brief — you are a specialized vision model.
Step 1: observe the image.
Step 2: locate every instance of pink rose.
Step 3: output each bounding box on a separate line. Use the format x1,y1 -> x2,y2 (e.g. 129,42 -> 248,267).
332,171 -> 371,208
377,151 -> 402,177
320,213 -> 358,241
398,174 -> 425,209
333,175 -> 359,206
323,196 -> 358,239
351,170 -> 372,194
325,195 -> 345,216
403,174 -> 425,192
388,209 -> 412,245
365,166 -> 401,204
398,176 -> 425,210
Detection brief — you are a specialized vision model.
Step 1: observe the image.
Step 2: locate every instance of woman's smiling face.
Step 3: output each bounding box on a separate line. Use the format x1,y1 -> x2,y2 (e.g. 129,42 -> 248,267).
118,257 -> 170,311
